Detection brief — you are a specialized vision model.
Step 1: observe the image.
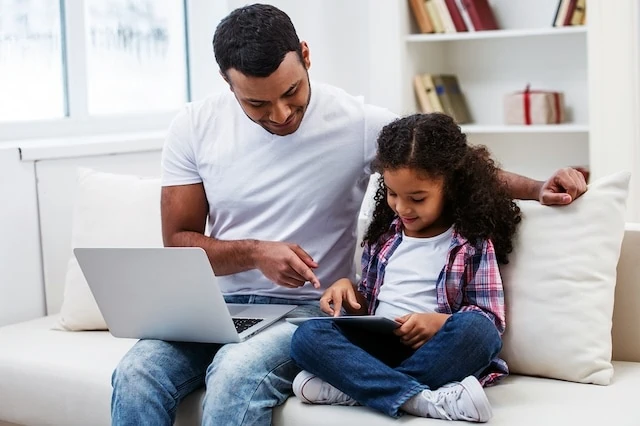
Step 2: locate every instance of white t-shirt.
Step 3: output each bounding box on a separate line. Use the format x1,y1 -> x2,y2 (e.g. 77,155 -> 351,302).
375,227 -> 454,320
161,82 -> 397,299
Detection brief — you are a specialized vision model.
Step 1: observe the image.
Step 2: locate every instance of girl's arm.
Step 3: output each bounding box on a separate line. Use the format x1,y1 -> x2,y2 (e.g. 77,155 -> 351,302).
459,239 -> 506,335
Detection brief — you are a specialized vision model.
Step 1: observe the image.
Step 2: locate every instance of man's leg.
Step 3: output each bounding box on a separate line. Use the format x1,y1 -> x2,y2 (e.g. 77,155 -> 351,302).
202,302 -> 323,426
111,339 -> 219,426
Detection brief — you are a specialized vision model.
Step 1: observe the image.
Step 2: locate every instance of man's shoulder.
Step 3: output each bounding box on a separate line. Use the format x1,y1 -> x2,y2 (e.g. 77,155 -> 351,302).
183,91 -> 236,119
168,91 -> 238,137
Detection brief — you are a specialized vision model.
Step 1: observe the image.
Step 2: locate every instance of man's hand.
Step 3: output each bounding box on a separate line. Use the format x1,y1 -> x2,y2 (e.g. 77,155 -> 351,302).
539,167 -> 588,205
320,278 -> 363,317
394,312 -> 450,350
253,241 -> 320,289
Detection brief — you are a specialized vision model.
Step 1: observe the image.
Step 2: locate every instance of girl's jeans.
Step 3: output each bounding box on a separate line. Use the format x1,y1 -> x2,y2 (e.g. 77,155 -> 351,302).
290,311 -> 502,418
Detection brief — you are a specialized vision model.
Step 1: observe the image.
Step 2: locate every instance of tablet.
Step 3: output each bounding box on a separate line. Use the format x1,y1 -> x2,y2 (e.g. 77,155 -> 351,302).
286,316 -> 401,333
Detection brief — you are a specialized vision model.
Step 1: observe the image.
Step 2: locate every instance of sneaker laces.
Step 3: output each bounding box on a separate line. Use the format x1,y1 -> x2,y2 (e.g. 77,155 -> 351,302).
422,385 -> 474,421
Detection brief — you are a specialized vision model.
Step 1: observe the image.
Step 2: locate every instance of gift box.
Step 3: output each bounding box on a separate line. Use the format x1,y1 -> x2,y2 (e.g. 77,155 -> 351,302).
504,86 -> 565,125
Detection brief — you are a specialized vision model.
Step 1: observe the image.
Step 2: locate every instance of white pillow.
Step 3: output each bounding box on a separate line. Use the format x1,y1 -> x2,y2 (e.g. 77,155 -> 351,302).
57,168 -> 163,331
499,171 -> 631,385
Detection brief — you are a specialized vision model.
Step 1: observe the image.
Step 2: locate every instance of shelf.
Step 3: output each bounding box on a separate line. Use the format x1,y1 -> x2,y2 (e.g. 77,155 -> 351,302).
406,26 -> 587,43
459,124 -> 589,134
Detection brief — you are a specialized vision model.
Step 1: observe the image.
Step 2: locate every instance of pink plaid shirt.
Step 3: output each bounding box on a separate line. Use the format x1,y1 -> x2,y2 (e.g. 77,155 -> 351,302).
357,218 -> 508,386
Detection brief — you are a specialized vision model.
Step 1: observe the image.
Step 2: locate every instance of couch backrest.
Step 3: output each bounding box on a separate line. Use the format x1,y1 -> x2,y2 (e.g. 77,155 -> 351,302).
20,146 -> 640,363
612,223 -> 640,362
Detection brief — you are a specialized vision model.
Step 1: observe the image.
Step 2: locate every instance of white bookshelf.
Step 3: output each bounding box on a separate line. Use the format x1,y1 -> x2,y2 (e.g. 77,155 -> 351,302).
405,25 -> 587,42
461,123 -> 589,134
367,0 -> 590,181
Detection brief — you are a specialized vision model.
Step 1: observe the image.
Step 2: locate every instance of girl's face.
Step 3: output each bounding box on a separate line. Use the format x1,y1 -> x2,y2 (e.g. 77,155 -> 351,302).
383,167 -> 449,238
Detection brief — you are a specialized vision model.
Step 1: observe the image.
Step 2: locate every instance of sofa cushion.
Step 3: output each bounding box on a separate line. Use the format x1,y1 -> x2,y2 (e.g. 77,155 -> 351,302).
499,171 -> 631,384
0,315 -> 203,426
57,168 -> 162,331
275,362 -> 640,425
2,315 -> 640,426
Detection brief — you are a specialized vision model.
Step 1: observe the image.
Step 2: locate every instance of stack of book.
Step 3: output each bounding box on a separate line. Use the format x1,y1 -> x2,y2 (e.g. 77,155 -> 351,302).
553,0 -> 586,27
408,0 -> 499,33
413,73 -> 472,124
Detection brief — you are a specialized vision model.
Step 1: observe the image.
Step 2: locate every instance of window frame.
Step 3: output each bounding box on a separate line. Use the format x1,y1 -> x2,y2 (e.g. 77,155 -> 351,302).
0,0 -> 227,142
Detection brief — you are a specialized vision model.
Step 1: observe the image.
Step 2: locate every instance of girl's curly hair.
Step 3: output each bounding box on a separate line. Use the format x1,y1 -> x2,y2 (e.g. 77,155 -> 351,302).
363,113 -> 521,264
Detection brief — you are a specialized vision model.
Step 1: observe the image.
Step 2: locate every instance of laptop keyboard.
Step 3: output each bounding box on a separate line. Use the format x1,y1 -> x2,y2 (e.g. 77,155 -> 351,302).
233,318 -> 263,333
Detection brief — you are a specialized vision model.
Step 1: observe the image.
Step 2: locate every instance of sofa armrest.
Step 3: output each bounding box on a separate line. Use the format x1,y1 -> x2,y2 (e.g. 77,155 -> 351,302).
612,223 -> 640,362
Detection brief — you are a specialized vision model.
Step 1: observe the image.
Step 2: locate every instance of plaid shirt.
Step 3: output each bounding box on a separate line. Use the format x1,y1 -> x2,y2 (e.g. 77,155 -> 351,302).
357,218 -> 508,386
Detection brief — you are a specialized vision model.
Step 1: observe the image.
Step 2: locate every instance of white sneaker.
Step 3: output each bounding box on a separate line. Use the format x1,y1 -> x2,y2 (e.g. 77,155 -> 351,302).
292,370 -> 358,406
405,376 -> 492,422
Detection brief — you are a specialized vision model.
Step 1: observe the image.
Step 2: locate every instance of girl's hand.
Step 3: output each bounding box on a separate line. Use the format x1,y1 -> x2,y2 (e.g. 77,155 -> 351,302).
319,278 -> 362,317
394,312 -> 451,349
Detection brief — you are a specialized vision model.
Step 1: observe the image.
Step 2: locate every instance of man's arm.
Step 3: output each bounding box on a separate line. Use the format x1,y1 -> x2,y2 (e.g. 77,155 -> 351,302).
498,167 -> 588,205
161,184 -> 320,288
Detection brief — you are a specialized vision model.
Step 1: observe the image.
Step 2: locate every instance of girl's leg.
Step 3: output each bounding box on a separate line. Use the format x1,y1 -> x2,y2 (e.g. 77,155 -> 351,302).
290,319 -> 425,418
398,311 -> 502,422
396,311 -> 503,389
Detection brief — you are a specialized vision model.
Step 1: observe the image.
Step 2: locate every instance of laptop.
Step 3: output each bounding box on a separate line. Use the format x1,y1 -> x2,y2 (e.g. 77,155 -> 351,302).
73,247 -> 297,344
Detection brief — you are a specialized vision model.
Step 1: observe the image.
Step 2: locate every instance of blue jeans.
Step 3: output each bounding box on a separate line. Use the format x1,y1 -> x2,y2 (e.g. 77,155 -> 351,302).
111,296 -> 322,426
290,311 -> 502,418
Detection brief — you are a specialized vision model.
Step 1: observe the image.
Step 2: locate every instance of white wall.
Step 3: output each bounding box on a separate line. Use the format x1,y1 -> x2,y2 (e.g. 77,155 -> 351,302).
226,0 -> 371,98
0,149 -> 45,326
588,0 -> 640,221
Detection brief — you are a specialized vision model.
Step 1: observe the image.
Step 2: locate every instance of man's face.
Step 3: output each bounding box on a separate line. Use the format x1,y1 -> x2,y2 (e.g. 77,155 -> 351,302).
225,43 -> 311,136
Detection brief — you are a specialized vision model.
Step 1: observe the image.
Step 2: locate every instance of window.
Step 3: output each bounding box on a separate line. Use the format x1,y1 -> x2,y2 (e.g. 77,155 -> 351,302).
85,0 -> 189,115
0,0 -> 65,121
0,1 -> 225,141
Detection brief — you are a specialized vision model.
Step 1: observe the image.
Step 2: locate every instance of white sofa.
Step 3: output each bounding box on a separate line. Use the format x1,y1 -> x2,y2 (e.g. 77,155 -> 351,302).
1,142 -> 640,425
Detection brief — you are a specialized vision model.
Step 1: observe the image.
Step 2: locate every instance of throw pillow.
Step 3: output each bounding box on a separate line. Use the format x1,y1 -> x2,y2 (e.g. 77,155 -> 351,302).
57,168 -> 162,331
499,171 -> 631,385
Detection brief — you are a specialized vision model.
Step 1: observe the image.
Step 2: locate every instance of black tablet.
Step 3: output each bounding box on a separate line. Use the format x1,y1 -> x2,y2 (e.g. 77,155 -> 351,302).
286,316 -> 400,333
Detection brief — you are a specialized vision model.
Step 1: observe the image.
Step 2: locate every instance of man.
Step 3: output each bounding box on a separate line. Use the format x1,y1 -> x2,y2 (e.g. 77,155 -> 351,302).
111,4 -> 587,425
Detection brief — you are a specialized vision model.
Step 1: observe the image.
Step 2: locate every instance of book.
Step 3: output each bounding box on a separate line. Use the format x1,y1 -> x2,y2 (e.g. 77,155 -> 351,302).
432,75 -> 457,120
455,0 -> 475,31
554,0 -> 572,27
434,0 -> 457,33
460,0 -> 498,31
562,0 -> 578,26
414,74 -> 434,113
444,0 -> 468,32
440,74 -> 472,124
425,0 -> 445,33
552,0 -> 562,26
570,0 -> 586,26
421,74 -> 444,113
408,0 -> 434,33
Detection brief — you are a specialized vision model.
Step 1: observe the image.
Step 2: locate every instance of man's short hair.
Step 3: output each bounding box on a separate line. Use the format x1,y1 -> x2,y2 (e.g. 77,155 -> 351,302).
213,3 -> 304,78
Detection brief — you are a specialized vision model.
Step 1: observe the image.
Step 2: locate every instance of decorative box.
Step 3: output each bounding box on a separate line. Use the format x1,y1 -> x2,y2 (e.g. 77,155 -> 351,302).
504,86 -> 565,125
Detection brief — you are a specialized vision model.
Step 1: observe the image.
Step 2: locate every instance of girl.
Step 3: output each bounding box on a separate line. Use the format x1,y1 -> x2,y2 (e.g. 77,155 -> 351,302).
289,113 -> 521,422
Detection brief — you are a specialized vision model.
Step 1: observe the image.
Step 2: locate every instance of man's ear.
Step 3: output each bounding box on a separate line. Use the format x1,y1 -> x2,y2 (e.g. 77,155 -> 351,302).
220,70 -> 234,92
300,41 -> 311,70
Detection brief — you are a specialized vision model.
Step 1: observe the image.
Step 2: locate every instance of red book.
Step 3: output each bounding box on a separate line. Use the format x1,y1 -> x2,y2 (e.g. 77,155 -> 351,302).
460,0 -> 498,31
444,0 -> 468,32
562,0 -> 578,26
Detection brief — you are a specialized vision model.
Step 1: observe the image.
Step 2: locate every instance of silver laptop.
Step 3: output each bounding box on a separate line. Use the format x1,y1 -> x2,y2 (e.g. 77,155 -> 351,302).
73,247 -> 297,343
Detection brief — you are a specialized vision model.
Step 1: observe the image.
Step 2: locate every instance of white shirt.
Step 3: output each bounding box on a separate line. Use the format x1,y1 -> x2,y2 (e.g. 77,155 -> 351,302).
161,82 -> 397,299
375,227 -> 454,320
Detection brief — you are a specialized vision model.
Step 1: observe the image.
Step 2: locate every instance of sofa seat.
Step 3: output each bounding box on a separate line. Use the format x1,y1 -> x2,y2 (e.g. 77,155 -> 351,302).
2,316 -> 640,426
